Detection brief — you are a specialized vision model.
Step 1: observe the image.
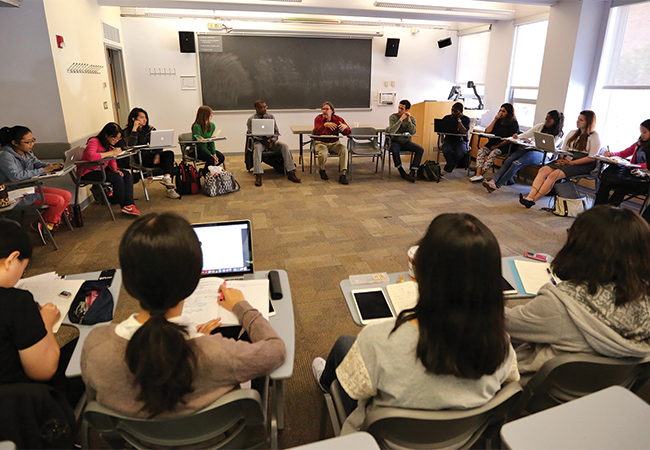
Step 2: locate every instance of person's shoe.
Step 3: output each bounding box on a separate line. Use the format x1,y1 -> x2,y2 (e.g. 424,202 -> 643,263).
166,188 -> 181,199
255,174 -> 263,187
398,167 -> 415,183
409,169 -> 418,179
121,205 -> 141,216
30,221 -> 48,246
443,164 -> 454,173
312,357 -> 327,392
339,174 -> 349,185
319,169 -> 329,181
287,170 -> 301,183
482,179 -> 496,193
470,175 -> 484,182
161,176 -> 175,188
519,193 -> 535,209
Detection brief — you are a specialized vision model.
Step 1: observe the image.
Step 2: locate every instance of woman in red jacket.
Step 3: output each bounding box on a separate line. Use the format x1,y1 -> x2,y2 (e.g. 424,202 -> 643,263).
595,119 -> 650,206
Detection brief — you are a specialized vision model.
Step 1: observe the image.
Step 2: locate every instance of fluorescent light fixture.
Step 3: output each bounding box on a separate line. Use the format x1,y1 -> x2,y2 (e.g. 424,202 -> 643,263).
373,2 -> 514,17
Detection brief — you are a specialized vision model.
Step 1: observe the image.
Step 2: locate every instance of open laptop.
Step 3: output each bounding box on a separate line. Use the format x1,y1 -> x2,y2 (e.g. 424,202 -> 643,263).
251,119 -> 275,136
149,129 -> 175,148
434,118 -> 461,134
37,146 -> 81,179
192,220 -> 254,279
533,131 -> 557,152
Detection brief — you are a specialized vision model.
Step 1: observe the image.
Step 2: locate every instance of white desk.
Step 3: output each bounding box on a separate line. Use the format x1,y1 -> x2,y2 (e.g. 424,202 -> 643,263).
501,386 -> 650,449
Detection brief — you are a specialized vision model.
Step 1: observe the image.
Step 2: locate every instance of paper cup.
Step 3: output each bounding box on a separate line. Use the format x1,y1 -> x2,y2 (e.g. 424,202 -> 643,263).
354,122 -> 360,128
408,245 -> 418,281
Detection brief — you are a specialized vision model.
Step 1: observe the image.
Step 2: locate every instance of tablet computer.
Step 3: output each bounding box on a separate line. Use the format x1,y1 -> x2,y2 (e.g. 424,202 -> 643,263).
502,276 -> 518,296
351,287 -> 395,325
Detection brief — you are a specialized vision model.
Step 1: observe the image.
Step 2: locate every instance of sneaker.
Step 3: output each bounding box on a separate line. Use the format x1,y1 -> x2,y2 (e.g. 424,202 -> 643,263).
161,176 -> 175,188
166,188 -> 181,199
339,174 -> 349,185
319,169 -> 329,181
121,205 -> 141,216
482,179 -> 496,193
30,221 -> 48,246
470,175 -> 484,182
312,357 -> 327,392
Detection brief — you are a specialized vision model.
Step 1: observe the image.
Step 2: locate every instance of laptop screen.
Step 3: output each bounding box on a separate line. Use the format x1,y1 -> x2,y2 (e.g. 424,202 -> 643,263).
192,220 -> 253,277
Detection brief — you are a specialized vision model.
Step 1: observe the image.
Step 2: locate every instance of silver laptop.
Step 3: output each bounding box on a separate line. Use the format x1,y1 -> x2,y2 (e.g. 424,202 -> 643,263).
534,131 -> 557,152
251,119 -> 275,136
192,220 -> 254,279
37,146 -> 81,178
149,129 -> 175,148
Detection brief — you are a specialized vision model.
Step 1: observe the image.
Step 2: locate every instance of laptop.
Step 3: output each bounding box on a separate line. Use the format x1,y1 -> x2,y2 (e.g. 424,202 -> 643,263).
149,129 -> 175,148
533,131 -> 557,152
37,146 -> 81,178
434,118 -> 461,134
251,119 -> 275,136
192,220 -> 254,279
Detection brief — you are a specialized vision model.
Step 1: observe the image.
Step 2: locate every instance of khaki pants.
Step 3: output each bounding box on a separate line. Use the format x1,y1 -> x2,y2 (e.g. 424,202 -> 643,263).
315,141 -> 348,172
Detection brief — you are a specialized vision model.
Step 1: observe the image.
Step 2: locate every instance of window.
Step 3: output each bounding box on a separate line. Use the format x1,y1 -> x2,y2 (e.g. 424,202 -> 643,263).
456,31 -> 490,109
592,1 -> 650,151
508,20 -> 548,128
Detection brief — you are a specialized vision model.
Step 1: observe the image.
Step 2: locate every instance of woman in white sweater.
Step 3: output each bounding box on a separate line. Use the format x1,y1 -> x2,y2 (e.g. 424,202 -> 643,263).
506,206 -> 650,373
519,110 -> 601,208
312,213 -> 519,434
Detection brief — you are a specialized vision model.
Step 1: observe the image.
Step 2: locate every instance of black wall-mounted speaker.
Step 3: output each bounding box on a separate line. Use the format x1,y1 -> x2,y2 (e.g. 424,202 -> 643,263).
437,37 -> 452,49
385,38 -> 400,57
179,31 -> 196,53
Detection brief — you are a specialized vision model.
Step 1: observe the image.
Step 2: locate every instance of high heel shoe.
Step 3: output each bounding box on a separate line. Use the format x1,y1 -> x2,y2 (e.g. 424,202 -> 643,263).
519,193 -> 535,209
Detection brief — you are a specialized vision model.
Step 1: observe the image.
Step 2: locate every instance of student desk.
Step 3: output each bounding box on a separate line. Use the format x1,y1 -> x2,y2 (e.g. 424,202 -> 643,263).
340,257 -> 533,327
501,386 -> 650,449
291,432 -> 380,449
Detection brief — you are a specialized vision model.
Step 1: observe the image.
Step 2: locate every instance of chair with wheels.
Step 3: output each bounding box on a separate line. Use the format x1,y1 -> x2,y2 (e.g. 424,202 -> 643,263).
69,146 -> 115,221
347,127 -> 383,182
83,380 -> 270,450
509,353 -> 650,417
323,380 -> 523,449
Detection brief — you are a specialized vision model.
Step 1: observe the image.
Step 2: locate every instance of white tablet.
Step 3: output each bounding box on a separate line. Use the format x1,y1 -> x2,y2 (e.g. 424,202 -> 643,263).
351,287 -> 395,325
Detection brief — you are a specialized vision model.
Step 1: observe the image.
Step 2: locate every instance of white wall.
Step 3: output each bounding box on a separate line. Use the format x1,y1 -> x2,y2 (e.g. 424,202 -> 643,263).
120,17 -> 458,153
43,0 -> 122,142
0,0 -> 67,144
481,20 -> 515,126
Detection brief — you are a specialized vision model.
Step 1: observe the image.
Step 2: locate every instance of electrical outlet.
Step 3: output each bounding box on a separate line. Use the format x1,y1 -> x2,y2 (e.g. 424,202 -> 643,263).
103,101 -> 108,110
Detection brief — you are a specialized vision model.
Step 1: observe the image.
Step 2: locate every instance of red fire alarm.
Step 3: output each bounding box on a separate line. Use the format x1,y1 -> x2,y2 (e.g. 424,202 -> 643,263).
56,35 -> 65,49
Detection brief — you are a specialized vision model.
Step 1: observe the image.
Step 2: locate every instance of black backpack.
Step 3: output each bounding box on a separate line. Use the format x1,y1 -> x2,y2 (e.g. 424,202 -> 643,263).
176,162 -> 201,195
418,160 -> 443,182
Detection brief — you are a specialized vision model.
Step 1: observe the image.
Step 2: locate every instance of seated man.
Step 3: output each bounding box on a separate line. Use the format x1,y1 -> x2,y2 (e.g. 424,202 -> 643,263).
440,102 -> 470,173
387,100 -> 424,182
246,100 -> 301,187
314,101 -> 351,185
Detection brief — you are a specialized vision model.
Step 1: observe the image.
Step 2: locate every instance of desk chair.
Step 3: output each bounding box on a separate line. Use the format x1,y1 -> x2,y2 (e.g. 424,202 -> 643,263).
84,380 -> 270,450
309,136 -> 345,179
383,135 -> 416,178
129,149 -> 162,202
69,146 -> 115,221
509,353 -> 650,417
245,135 -> 286,175
347,127 -> 383,182
323,380 -> 522,449
178,132 -> 206,171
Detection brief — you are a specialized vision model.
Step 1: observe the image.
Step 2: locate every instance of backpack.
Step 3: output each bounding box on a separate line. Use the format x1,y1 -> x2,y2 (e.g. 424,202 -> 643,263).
176,162 -> 201,195
418,160 -> 443,182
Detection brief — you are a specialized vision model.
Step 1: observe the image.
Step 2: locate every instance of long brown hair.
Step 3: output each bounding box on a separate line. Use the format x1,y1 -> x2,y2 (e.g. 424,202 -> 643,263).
192,106 -> 213,134
565,110 -> 596,152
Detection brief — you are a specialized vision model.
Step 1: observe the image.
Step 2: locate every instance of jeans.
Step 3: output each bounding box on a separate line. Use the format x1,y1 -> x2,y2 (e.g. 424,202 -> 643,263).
82,170 -> 135,207
390,141 -> 423,170
320,335 -> 358,417
441,140 -> 468,172
492,148 -> 543,188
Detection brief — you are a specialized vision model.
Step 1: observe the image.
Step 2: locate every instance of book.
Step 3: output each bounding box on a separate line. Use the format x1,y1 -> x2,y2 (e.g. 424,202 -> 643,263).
182,277 -> 270,326
386,281 -> 418,315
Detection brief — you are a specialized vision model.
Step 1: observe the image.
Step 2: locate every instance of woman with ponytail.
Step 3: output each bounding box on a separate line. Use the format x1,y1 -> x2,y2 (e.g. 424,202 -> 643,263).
81,213 -> 285,418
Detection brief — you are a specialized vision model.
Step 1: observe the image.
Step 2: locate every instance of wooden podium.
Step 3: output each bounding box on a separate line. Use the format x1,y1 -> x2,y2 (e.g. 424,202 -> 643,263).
409,100 -> 455,160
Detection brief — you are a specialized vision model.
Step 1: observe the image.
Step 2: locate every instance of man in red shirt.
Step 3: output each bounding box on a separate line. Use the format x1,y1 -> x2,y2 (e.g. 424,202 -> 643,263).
313,102 -> 351,185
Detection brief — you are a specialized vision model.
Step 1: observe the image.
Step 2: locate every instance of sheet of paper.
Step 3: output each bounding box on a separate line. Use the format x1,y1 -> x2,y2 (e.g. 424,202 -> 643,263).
15,277 -> 85,332
386,281 -> 418,315
513,260 -> 552,295
8,187 -> 36,202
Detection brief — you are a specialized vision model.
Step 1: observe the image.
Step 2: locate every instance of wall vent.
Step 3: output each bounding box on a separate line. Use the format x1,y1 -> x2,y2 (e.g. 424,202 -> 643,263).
102,22 -> 120,44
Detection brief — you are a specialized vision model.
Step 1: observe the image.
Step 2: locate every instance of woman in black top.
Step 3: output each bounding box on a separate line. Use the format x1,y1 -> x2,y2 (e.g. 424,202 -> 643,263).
471,103 -> 519,182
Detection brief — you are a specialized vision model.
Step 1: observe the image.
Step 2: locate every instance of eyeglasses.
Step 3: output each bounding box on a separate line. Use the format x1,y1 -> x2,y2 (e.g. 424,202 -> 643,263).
108,136 -> 121,142
21,139 -> 36,145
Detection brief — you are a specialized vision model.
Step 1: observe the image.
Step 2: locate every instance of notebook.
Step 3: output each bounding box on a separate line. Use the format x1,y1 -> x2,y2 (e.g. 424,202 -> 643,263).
149,129 -> 175,148
251,119 -> 275,136
192,220 -> 253,279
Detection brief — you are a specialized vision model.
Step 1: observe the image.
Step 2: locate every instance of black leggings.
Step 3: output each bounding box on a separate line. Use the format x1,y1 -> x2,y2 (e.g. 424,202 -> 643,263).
82,170 -> 135,207
595,165 -> 650,206
320,335 -> 358,416
140,150 -> 176,175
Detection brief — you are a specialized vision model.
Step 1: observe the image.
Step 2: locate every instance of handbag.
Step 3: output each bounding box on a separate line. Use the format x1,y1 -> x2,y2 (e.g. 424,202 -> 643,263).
0,183 -> 9,208
67,280 -> 114,325
202,170 -> 241,197
552,196 -> 587,217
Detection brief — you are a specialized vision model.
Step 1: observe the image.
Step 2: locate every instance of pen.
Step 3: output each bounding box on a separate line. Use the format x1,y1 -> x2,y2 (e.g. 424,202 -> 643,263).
546,268 -> 557,286
219,281 -> 227,301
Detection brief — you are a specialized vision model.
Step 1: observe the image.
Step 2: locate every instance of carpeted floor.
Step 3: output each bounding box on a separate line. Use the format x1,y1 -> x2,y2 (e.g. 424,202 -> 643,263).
21,155 -> 649,448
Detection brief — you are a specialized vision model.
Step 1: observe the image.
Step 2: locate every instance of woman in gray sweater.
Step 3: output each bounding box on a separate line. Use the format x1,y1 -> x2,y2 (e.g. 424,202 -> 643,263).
81,213 -> 285,418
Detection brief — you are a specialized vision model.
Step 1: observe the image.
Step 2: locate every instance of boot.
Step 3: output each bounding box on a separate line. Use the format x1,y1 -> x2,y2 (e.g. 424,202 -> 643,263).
255,174 -> 263,187
398,166 -> 415,183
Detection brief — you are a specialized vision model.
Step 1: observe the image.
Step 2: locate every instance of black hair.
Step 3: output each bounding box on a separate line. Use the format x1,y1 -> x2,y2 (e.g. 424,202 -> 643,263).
500,103 -> 515,126
638,119 -> 650,153
542,110 -> 564,138
0,126 -> 32,148
120,213 -> 203,417
254,100 -> 266,108
94,122 -> 122,149
125,108 -> 151,134
393,213 -> 509,379
0,221 -> 32,260
452,102 -> 464,113
552,206 -> 650,306
399,99 -> 412,110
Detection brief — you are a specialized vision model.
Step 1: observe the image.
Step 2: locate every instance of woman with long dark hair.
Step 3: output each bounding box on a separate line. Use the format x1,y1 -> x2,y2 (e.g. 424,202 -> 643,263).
81,213 -> 285,418
519,110 -> 601,208
506,206 -> 650,373
312,213 -> 519,433
483,110 -> 564,192
81,122 -> 140,216
595,119 -> 650,206
471,103 -> 519,182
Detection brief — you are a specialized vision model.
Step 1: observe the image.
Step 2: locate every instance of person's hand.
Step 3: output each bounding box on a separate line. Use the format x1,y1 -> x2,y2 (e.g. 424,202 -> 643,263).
490,145 -> 499,150
40,303 -> 60,330
196,318 -> 222,334
338,123 -> 348,132
44,163 -> 63,173
324,122 -> 337,131
218,285 -> 245,312
115,169 -> 124,177
153,154 -> 160,165
522,138 -> 532,143
603,151 -> 611,157
513,134 -> 519,139
555,158 -> 570,166
106,148 -> 122,158
264,140 -> 273,149
212,155 -> 220,165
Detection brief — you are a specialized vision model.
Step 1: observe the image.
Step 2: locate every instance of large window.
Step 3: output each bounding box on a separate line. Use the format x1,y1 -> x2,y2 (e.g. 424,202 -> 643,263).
592,1 -> 650,151
508,20 -> 548,128
456,30 -> 490,109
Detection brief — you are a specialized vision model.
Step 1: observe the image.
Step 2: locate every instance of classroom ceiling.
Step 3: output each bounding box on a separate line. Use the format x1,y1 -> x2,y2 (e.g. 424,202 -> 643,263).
98,0 -> 560,24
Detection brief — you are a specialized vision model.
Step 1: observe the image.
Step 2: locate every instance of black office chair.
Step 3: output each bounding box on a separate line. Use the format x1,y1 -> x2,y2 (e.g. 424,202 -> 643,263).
244,135 -> 286,175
